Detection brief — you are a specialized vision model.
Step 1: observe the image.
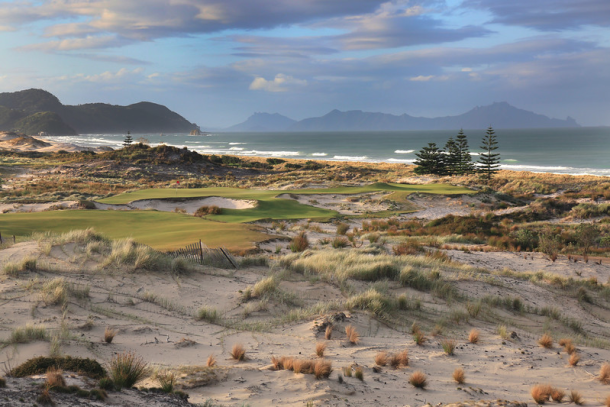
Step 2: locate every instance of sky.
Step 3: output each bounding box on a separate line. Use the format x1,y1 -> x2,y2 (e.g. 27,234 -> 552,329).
0,0 -> 609,128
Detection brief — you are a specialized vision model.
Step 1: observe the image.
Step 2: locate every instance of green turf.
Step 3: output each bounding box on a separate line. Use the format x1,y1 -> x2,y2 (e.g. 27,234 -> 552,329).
0,210 -> 267,251
99,182 -> 473,223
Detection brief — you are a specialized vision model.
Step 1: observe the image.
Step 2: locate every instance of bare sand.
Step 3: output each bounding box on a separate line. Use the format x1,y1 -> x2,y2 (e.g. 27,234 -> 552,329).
95,197 -> 256,214
0,131 -> 89,153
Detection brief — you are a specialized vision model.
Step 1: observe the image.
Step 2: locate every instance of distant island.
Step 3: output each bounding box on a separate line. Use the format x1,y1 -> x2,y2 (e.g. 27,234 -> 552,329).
0,89 -> 199,135
227,102 -> 579,132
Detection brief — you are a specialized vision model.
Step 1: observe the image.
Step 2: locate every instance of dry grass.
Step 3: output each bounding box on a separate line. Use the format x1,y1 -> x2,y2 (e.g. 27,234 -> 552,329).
550,388 -> 565,402
538,333 -> 553,349
374,351 -> 388,366
569,390 -> 583,405
468,329 -> 480,344
271,356 -> 284,370
316,342 -> 326,358
441,338 -> 456,355
343,366 -> 352,377
413,330 -> 426,345
37,387 -> 53,405
531,384 -> 552,404
313,359 -> 332,379
230,344 -> 246,362
569,353 -> 580,367
453,368 -> 465,384
558,338 -> 571,347
46,367 -> 66,388
325,325 -> 333,340
206,354 -> 216,367
104,327 -> 116,344
397,349 -> 409,367
604,394 -> 610,407
565,342 -> 576,355
108,352 -> 149,389
409,371 -> 427,388
293,359 -> 313,374
283,357 -> 295,371
354,366 -> 364,381
600,363 -> 610,384
345,325 -> 359,345
389,353 -> 400,369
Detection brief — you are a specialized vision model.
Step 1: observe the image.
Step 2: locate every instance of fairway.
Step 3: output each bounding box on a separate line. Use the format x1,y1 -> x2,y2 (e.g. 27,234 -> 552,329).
99,182 -> 473,223
0,210 -> 268,251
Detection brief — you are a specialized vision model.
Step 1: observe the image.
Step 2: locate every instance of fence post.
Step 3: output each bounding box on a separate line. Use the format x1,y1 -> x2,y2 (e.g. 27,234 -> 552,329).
0,231 -> 2,244
13,235 -> 15,244
199,240 -> 204,264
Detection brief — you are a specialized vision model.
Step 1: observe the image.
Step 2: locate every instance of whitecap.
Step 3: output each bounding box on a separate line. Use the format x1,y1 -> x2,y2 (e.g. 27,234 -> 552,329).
312,152 -> 328,156
394,150 -> 414,154
229,142 -> 246,145
252,150 -> 300,156
230,147 -> 244,150
333,155 -> 368,160
387,158 -> 416,163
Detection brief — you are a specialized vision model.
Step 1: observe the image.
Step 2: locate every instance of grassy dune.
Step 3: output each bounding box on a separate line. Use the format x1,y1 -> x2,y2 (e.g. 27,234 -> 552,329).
0,210 -> 267,250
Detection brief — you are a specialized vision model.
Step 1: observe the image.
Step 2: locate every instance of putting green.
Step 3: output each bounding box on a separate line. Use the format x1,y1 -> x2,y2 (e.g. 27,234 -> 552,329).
99,182 -> 473,223
0,210 -> 267,251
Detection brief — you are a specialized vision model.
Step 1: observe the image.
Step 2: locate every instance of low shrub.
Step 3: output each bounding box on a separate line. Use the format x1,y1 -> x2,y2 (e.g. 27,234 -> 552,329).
600,363 -> 610,384
441,338 -> 456,355
11,356 -> 106,379
550,388 -> 565,402
289,232 -> 309,252
569,390 -> 583,405
345,325 -> 359,345
46,367 -> 66,388
316,342 -> 326,358
104,327 -> 116,344
194,205 -> 222,217
409,371 -> 427,388
230,344 -> 246,361
468,329 -> 479,344
531,384 -> 552,404
569,353 -> 580,366
375,352 -> 387,366
336,222 -> 350,235
332,237 -> 349,248
453,368 -> 465,384
313,360 -> 332,380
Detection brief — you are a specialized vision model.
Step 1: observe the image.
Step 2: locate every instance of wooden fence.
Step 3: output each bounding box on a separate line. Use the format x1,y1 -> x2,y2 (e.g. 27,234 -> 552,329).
166,240 -> 238,269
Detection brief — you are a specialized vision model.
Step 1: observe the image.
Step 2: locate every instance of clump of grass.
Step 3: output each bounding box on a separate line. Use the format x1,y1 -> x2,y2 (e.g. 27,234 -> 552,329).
550,388 -> 565,402
325,325 -> 333,340
283,357 -> 294,371
46,367 -> 66,388
397,349 -> 409,367
453,368 -> 465,384
289,232 -> 309,252
538,333 -> 553,349
37,386 -> 53,405
8,324 -> 49,344
345,325 -> 359,345
354,366 -> 364,381
343,366 -> 352,377
316,342 -> 326,357
389,353 -> 401,369
41,278 -> 67,306
599,363 -> 610,384
375,352 -> 388,366
271,356 -> 283,370
230,344 -> 246,361
441,338 -> 456,355
336,222 -> 350,235
104,327 -> 116,344
605,395 -> 610,407
108,352 -> 149,389
569,353 -> 580,366
252,276 -> 277,298
569,390 -> 583,405
157,370 -> 176,393
469,329 -> 480,344
10,356 -> 105,379
413,330 -> 426,345
497,324 -> 508,339
558,338 -> 570,347
2,256 -> 37,276
196,306 -> 219,324
0,377 -> 5,388
293,359 -> 312,374
409,371 -> 427,389
194,205 -> 222,216
98,377 -> 114,390
313,360 -> 332,379
531,384 -> 552,404
205,354 -> 216,368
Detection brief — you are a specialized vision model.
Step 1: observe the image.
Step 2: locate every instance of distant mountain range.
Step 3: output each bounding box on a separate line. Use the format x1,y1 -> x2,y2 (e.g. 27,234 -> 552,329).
0,89 -> 198,135
226,102 -> 579,132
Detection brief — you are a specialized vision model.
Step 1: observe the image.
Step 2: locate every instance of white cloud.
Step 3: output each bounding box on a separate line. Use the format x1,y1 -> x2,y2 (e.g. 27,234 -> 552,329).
409,75 -> 434,81
19,35 -> 126,51
249,74 -> 307,92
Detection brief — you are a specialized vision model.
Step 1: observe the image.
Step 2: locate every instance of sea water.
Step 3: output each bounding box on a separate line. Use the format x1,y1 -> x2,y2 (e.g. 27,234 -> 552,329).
44,127 -> 610,177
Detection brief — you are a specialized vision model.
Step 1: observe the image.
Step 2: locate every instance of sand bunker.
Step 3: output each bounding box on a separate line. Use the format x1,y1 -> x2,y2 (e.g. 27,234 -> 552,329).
277,192 -> 392,215
95,196 -> 256,214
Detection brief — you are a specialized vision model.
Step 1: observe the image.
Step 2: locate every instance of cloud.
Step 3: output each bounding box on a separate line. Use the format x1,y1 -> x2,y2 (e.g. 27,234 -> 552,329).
463,0 -> 610,31
249,74 -> 307,92
409,75 -> 434,81
18,36 -> 127,52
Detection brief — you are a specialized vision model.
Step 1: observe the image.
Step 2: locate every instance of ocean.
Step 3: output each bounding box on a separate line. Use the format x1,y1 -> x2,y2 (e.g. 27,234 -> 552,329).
44,127 -> 610,177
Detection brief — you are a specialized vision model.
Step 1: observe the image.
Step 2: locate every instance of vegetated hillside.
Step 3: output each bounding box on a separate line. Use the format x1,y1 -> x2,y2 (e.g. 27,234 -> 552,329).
0,89 -> 198,135
287,102 -> 579,131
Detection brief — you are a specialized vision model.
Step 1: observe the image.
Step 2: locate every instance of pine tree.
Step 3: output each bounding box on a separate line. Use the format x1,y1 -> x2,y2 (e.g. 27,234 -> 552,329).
478,126 -> 500,181
123,131 -> 133,147
455,129 -> 475,175
443,137 -> 460,175
414,143 -> 445,175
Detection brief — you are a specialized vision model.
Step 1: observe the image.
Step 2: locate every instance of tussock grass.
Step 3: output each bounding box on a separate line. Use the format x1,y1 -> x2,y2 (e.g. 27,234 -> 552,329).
196,307 -> 219,324
468,329 -> 480,344
497,324 -> 509,340
569,390 -> 583,405
531,384 -> 552,404
316,342 -> 326,357
102,238 -> 171,271
252,276 -> 277,298
453,368 -> 465,384
2,256 -> 37,276
230,344 -> 246,361
569,353 -> 580,366
325,325 -> 333,340
550,388 -> 565,402
157,370 -> 176,393
34,228 -> 108,246
538,333 -> 553,349
6,323 -> 49,344
206,355 -> 216,367
104,327 -> 116,344
289,232 -> 309,252
441,338 -> 456,355
409,371 -> 427,388
0,377 -> 5,388
293,359 -> 313,374
313,360 -> 332,379
354,366 -> 364,381
605,395 -> 610,407
37,387 -> 53,405
41,278 -> 67,306
397,349 -> 408,367
46,367 -> 66,388
343,366 -> 352,377
413,330 -> 426,345
345,325 -> 359,345
375,352 -> 387,366
600,363 -> 610,384
108,352 -> 149,389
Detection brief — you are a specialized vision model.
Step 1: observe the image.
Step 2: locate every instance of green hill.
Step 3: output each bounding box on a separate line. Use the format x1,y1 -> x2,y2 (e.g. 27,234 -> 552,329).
0,89 -> 198,135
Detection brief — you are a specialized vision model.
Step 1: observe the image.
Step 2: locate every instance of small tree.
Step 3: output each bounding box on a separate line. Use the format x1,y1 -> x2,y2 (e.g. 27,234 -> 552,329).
123,131 -> 133,147
443,137 -> 460,176
478,126 -> 500,181
455,129 -> 475,175
575,224 -> 600,260
414,143 -> 445,175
